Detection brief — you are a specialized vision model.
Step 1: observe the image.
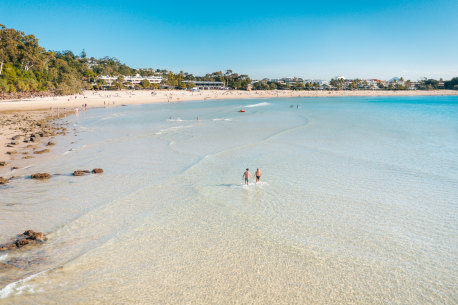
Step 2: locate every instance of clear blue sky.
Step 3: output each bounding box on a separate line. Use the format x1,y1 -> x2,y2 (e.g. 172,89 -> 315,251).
1,0 -> 457,80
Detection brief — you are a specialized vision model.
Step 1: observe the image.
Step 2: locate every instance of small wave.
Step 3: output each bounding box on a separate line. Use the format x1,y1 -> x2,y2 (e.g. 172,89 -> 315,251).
245,102 -> 271,108
0,269 -> 47,299
0,254 -> 8,262
212,118 -> 232,121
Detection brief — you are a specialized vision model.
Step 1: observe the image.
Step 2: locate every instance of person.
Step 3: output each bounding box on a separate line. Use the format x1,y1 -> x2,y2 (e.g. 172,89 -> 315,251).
242,168 -> 252,185
255,168 -> 261,183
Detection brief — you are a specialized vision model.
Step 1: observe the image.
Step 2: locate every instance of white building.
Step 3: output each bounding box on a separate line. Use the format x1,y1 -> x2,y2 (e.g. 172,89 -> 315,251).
182,81 -> 225,90
97,74 -> 162,87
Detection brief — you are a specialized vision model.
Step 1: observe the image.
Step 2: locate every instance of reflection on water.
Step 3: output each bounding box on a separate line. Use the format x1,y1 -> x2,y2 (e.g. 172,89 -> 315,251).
1,96 -> 457,304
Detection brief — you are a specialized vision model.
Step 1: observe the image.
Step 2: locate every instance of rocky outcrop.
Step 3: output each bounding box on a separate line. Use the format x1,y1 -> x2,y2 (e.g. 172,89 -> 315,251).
0,177 -> 9,184
47,141 -> 55,146
34,149 -> 50,154
31,173 -> 50,179
73,170 -> 90,176
0,230 -> 48,251
0,161 -> 7,166
92,168 -> 104,174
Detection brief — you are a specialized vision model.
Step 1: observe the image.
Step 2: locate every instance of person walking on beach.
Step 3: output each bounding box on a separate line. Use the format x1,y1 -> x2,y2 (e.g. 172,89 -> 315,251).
255,168 -> 262,183
242,168 -> 252,185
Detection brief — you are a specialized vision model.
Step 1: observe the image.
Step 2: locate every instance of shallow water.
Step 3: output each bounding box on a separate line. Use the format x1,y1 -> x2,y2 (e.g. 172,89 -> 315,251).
1,96 -> 457,304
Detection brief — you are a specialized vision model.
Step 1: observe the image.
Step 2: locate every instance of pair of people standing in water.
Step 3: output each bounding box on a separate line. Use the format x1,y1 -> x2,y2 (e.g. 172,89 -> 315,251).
242,168 -> 262,185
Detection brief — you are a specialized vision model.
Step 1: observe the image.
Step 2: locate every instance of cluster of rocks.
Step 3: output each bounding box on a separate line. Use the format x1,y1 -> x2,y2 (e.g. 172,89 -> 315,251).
73,168 -> 104,176
0,230 -> 48,251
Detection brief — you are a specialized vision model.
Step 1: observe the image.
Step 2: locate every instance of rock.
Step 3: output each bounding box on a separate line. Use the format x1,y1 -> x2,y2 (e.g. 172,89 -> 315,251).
23,230 -> 47,242
6,151 -> 17,155
31,173 -> 50,179
16,239 -> 30,247
6,144 -> 13,147
0,177 -> 9,184
92,168 -> 104,174
0,262 -> 15,270
12,166 -> 19,170
22,156 -> 34,159
0,230 -> 48,251
30,137 -> 39,142
0,161 -> 7,166
34,149 -> 50,154
46,141 -> 55,146
73,170 -> 90,176
11,135 -> 21,140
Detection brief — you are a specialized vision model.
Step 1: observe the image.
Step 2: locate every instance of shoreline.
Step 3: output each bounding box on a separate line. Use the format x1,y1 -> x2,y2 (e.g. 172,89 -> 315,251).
0,89 -> 456,112
1,89 -> 457,181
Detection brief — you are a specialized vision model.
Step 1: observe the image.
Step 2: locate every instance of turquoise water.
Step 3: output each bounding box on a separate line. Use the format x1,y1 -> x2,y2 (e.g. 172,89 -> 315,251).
1,96 -> 457,304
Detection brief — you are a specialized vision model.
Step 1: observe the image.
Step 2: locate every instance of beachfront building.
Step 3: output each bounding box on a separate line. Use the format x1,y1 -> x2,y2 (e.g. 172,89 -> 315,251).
182,80 -> 225,90
125,74 -> 162,85
96,74 -> 163,87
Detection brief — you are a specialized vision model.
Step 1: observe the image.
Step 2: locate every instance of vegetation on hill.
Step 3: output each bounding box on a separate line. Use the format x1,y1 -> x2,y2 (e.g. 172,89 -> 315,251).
0,24 -> 456,97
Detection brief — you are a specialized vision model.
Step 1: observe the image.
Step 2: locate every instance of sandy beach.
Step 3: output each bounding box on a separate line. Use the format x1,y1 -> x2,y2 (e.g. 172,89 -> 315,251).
0,89 -> 457,112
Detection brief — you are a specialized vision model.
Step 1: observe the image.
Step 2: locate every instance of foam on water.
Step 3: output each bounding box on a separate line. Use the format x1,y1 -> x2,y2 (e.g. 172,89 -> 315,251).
244,102 -> 271,107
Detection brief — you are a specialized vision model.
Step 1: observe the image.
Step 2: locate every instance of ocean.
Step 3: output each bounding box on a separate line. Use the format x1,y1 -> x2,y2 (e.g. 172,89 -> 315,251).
1,96 -> 457,304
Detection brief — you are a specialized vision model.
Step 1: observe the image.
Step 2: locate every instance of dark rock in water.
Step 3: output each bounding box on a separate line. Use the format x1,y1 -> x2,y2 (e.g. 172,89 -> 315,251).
0,177 -> 9,184
23,156 -> 34,159
0,161 -> 7,166
23,230 -> 47,242
73,170 -> 90,176
31,173 -> 50,179
6,150 -> 17,155
34,149 -> 50,154
92,168 -> 103,174
12,166 -> 19,170
11,135 -> 21,140
0,262 -> 15,270
47,141 -> 55,146
16,239 -> 30,247
30,137 -> 40,142
0,230 -> 48,251
6,144 -> 13,147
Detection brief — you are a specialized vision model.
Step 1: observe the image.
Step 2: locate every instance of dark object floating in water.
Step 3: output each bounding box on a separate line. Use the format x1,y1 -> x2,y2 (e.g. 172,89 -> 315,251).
31,173 -> 50,179
121,104 -> 127,106
0,177 -> 9,184
0,230 -> 48,251
92,168 -> 104,174
239,109 -> 245,112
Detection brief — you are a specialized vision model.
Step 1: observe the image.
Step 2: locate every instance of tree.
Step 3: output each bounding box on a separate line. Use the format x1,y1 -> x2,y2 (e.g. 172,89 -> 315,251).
444,77 -> 458,90
140,79 -> 151,88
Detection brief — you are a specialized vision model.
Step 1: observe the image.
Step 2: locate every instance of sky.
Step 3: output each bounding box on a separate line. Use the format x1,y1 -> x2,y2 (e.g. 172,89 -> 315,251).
1,0 -> 457,80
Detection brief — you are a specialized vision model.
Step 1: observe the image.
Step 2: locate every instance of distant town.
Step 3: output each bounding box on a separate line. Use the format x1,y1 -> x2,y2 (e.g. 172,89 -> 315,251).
94,73 -> 455,92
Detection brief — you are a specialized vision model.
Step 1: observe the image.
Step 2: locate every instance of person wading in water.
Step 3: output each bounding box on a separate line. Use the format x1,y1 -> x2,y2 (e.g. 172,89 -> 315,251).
255,168 -> 262,183
242,168 -> 252,185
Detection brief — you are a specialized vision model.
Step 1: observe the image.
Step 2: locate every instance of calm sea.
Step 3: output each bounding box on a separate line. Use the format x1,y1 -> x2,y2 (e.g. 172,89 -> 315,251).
1,96 -> 457,304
